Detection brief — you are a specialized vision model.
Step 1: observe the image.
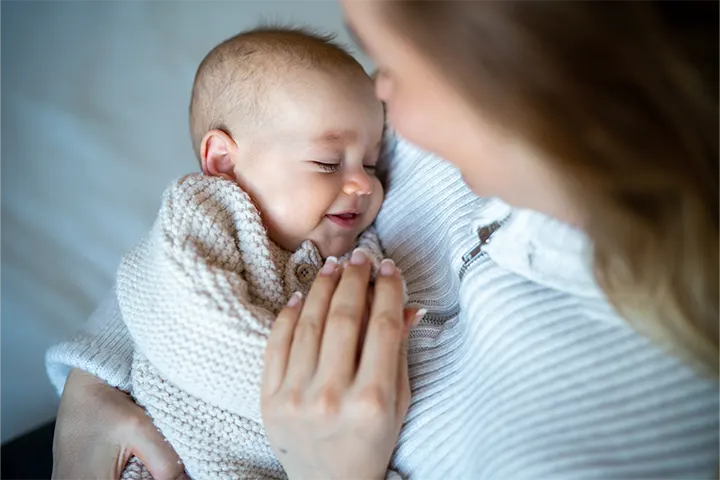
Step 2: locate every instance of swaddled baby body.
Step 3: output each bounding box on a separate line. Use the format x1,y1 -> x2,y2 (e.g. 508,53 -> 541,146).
117,27 -> 390,480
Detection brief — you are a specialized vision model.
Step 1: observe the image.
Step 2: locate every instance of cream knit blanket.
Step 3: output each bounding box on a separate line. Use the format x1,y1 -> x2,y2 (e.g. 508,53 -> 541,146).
116,174 -> 384,479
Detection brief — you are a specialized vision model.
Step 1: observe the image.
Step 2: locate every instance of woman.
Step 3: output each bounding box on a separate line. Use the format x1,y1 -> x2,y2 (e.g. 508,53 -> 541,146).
48,1 -> 718,479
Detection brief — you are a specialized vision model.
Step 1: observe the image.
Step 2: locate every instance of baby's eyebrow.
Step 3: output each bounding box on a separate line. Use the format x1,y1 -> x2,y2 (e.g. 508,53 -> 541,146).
313,131 -> 382,152
314,130 -> 357,144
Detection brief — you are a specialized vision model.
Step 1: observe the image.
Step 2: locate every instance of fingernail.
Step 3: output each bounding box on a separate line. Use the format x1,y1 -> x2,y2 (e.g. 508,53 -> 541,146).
320,256 -> 338,275
379,258 -> 396,276
287,291 -> 303,308
412,308 -> 427,328
350,248 -> 366,265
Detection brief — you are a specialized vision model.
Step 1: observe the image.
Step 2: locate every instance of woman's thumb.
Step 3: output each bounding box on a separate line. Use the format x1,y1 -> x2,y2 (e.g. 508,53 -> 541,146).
396,307 -> 425,417
130,420 -> 188,480
402,307 -> 427,337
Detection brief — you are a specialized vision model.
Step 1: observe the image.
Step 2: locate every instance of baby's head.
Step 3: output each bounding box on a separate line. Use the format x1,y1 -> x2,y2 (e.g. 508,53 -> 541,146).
190,27 -> 384,259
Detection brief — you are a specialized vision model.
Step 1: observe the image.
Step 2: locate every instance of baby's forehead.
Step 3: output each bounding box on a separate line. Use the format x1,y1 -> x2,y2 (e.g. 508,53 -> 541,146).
246,67 -> 381,132
231,51 -> 373,120
190,27 -> 373,155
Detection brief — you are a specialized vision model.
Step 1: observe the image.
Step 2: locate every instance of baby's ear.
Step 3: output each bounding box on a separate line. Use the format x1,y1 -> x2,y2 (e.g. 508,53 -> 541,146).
200,129 -> 238,181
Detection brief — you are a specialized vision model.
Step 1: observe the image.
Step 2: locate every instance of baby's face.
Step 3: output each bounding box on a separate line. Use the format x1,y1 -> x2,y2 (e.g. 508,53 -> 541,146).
231,69 -> 385,258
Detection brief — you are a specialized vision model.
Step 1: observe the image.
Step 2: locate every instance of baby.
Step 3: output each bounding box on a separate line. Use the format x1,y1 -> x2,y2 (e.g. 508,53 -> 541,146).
117,28 -> 388,479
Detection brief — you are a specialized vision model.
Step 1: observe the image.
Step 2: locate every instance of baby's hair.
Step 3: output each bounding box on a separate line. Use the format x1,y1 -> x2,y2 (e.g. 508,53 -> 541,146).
189,25 -> 366,160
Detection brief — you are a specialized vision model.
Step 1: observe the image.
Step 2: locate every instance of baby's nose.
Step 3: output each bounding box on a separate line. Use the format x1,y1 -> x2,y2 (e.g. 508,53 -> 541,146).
343,171 -> 373,196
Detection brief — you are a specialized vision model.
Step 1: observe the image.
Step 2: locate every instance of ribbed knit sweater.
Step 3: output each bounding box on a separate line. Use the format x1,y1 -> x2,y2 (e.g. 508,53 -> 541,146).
47,137 -> 719,479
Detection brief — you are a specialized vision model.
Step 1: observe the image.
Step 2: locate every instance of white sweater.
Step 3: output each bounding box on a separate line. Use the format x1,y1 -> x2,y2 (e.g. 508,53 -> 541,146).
47,136 -> 718,479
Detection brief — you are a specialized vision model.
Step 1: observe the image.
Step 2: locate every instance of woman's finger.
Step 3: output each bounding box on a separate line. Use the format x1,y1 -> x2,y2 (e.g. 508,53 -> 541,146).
283,256 -> 342,387
262,291 -> 304,396
356,259 -> 406,392
395,308 -> 423,419
395,337 -> 411,420
130,415 -> 187,480
402,307 -> 424,337
354,286 -> 374,367
315,249 -> 373,386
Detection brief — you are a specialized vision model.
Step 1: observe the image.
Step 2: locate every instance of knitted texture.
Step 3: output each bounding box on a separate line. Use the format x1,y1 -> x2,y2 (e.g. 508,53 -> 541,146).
116,174 -> 384,479
47,137 -> 718,479
122,457 -> 152,480
45,285 -> 134,394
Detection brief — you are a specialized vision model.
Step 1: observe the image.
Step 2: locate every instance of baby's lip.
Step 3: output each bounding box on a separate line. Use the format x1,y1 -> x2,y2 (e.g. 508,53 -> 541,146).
326,212 -> 362,229
328,209 -> 361,216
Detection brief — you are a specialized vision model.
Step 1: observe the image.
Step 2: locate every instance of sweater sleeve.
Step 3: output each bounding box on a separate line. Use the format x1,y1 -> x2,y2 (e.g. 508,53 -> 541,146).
118,174 -> 277,423
45,285 -> 134,395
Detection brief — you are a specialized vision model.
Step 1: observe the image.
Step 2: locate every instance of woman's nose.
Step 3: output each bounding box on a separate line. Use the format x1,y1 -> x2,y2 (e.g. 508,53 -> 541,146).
342,168 -> 373,196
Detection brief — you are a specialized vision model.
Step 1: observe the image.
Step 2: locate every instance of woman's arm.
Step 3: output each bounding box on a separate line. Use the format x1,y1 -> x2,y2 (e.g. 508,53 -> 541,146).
53,369 -> 185,480
46,280 -> 187,479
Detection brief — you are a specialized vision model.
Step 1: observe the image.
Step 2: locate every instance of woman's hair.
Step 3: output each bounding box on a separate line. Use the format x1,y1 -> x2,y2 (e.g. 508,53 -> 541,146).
383,1 -> 718,374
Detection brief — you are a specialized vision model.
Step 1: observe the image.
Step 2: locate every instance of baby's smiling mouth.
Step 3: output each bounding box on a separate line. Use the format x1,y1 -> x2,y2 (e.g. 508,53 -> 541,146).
326,211 -> 362,229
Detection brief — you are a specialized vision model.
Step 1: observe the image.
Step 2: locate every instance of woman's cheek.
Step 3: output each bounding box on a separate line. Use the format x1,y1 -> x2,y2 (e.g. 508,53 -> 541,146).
375,73 -> 393,103
387,100 -> 431,151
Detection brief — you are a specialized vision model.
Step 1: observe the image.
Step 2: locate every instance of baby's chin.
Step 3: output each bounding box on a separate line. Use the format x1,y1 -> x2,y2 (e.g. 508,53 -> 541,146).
315,236 -> 357,260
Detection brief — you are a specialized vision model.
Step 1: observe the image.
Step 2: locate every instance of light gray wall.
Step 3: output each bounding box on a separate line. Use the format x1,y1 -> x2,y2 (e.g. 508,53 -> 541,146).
1,0 -> 369,443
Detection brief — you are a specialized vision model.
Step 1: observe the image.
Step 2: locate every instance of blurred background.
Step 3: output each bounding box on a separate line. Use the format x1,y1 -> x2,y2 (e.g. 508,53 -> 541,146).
1,0 -> 370,471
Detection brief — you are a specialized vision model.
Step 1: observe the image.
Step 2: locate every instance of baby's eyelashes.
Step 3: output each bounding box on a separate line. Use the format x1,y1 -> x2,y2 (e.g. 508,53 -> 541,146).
311,161 -> 377,176
313,161 -> 341,173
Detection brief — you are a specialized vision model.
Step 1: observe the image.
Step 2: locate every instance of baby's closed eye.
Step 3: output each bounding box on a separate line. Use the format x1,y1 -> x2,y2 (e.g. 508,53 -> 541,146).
312,161 -> 341,173
311,161 -> 377,176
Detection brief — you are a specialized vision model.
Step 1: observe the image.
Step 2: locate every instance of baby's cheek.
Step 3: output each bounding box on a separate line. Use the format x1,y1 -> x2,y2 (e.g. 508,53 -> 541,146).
369,177 -> 385,220
262,198 -> 317,251
373,176 -> 385,198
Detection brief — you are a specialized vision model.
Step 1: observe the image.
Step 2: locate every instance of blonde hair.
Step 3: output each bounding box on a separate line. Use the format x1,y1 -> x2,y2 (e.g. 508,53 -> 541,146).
383,1 -> 719,374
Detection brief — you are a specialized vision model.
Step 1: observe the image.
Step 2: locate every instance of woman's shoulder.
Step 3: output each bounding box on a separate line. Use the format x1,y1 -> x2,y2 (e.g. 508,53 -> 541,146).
377,137 -> 509,314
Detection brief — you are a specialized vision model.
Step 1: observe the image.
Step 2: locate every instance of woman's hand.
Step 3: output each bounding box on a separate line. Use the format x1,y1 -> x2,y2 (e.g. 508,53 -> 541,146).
261,251 -> 417,480
52,368 -> 186,480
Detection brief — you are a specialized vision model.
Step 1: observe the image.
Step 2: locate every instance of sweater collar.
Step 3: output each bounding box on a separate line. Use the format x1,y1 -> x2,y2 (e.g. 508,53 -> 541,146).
471,199 -> 604,299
